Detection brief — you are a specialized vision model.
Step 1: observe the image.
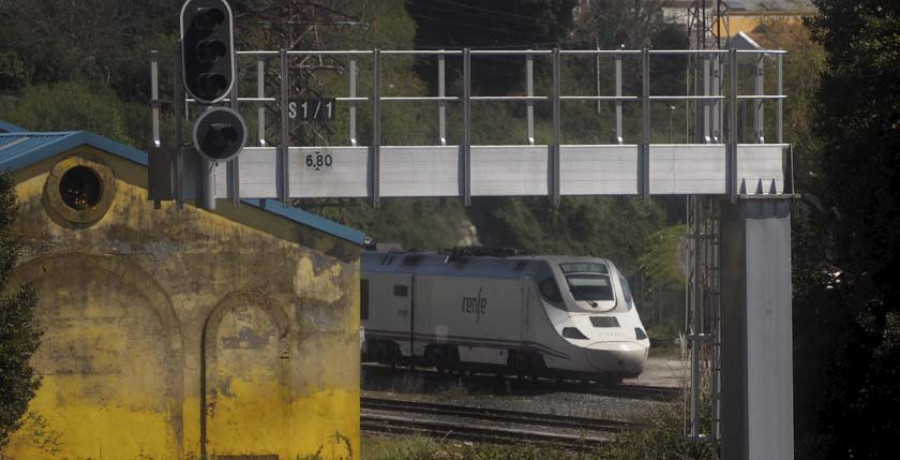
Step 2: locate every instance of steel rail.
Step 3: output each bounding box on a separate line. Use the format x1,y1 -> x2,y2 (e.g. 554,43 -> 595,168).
361,413 -> 609,448
361,397 -> 636,433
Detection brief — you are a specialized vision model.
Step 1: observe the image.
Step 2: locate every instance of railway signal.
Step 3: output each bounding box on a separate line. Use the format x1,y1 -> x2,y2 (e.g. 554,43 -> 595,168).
193,107 -> 247,162
180,0 -> 236,104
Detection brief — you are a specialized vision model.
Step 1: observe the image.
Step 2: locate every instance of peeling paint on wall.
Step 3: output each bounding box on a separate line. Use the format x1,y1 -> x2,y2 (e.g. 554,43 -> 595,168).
2,150 -> 361,459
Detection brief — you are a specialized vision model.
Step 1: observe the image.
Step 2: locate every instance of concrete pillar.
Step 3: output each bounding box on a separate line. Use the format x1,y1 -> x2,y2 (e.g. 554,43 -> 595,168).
720,198 -> 793,460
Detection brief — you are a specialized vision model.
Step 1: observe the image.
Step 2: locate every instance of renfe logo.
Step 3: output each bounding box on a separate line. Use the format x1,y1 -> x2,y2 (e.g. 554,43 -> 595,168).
462,288 -> 487,323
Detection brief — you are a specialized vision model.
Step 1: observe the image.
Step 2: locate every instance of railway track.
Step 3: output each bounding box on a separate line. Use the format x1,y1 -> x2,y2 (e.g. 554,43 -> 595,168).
362,362 -> 680,401
557,382 -> 679,400
361,397 -> 634,447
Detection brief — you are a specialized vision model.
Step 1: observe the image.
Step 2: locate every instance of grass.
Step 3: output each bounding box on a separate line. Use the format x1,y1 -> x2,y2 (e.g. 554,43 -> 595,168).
361,435 -> 603,460
648,341 -> 683,360
361,399 -> 718,459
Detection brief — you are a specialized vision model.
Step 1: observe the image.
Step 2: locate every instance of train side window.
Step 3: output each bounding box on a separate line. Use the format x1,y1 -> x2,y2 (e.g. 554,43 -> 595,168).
361,279 -> 369,320
538,277 -> 563,302
619,275 -> 633,307
402,255 -> 422,267
393,285 -> 408,297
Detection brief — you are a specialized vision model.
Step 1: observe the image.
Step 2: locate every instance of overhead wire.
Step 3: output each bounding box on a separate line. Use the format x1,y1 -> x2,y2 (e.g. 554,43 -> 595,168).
425,0 -> 541,24
406,13 -> 542,39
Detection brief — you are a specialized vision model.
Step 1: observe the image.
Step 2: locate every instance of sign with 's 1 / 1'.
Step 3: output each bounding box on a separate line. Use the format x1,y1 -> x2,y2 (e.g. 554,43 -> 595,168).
289,98 -> 337,120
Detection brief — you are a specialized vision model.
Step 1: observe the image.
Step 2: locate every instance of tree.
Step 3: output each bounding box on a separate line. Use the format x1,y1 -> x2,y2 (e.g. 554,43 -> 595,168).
406,0 -> 577,94
574,0 -> 666,49
807,1 -> 900,457
0,0 -> 181,96
0,81 -> 137,146
470,196 -> 666,274
0,173 -> 41,449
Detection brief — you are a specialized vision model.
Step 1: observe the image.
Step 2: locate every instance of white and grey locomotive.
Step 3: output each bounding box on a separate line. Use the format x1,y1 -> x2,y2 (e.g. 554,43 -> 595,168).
361,249 -> 650,381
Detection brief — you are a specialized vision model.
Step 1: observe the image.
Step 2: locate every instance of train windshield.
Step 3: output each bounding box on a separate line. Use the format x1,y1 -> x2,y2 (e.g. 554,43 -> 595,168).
559,263 -> 615,302
564,274 -> 615,301
559,263 -> 608,274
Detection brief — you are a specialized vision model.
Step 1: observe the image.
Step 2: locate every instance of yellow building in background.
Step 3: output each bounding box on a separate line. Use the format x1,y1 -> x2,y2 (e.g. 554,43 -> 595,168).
0,122 -> 364,459
717,0 -> 815,39
662,0 -> 816,39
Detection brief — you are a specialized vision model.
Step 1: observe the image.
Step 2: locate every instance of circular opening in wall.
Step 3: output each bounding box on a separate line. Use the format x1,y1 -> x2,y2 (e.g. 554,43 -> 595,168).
59,166 -> 103,211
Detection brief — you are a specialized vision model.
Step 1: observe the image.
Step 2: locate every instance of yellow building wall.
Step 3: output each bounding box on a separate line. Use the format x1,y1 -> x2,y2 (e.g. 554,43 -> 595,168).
716,14 -> 809,38
2,148 -> 361,459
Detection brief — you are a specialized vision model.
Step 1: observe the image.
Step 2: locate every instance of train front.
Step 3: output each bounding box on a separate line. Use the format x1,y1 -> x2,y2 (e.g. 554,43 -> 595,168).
543,259 -> 650,379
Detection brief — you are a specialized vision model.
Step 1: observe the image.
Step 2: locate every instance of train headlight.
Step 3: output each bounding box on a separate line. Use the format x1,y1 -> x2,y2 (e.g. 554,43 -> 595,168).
562,327 -> 589,340
635,327 -> 648,340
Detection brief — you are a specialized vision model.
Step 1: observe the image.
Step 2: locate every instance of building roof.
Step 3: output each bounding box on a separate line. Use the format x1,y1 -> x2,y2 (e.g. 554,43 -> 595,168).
0,120 -> 26,133
0,127 -> 367,246
727,31 -> 764,50
0,131 -> 147,170
722,0 -> 815,14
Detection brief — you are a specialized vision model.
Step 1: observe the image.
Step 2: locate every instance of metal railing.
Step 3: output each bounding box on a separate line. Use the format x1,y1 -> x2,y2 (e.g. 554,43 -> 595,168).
150,47 -> 787,206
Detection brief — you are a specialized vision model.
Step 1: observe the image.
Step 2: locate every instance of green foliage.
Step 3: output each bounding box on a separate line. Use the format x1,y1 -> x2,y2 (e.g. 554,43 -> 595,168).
0,51 -> 27,92
637,225 -> 687,336
0,0 -> 180,97
362,435 -> 601,460
15,411 -> 62,456
639,225 -> 686,288
0,81 -> 139,145
597,401 -> 716,459
407,0 -> 577,94
470,196 -> 666,273
0,173 -> 42,450
357,199 -> 473,250
801,1 -> 900,457
574,0 -> 666,48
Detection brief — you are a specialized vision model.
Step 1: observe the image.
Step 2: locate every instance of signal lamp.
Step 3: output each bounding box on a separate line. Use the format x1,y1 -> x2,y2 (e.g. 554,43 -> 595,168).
192,107 -> 247,162
180,0 -> 235,104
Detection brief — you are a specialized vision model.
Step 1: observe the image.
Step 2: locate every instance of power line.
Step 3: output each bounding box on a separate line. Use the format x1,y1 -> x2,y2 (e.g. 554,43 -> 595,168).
426,0 -> 541,24
407,13 -> 541,38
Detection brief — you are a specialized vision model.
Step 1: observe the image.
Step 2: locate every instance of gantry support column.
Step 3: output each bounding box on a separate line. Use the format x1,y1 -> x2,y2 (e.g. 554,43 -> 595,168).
720,198 -> 794,460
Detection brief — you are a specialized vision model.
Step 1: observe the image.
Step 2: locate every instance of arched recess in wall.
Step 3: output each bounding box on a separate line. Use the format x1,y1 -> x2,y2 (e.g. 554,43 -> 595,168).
201,290 -> 292,458
6,253 -> 184,460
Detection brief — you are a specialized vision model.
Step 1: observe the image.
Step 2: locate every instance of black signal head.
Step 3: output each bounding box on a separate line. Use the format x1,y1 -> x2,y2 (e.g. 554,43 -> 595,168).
192,107 -> 247,162
180,0 -> 235,104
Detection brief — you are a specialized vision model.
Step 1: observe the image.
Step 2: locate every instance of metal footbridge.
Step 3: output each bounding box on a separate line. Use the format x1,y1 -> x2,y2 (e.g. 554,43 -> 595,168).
150,47 -> 790,207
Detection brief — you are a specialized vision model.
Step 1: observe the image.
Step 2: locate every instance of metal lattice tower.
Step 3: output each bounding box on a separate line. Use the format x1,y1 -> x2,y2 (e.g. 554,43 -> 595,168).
685,0 -> 724,445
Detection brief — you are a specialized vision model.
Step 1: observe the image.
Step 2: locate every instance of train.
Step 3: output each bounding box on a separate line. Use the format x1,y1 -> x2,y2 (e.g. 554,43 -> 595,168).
360,249 -> 650,381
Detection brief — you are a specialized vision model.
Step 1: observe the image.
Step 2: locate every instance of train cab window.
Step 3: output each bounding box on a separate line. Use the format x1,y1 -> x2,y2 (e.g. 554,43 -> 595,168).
559,262 -> 608,274
393,285 -> 408,297
538,277 -> 563,302
361,279 -> 369,320
565,273 -> 615,301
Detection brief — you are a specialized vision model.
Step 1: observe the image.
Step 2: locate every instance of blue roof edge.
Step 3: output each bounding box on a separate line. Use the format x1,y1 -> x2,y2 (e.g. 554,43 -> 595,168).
0,120 -> 26,133
240,199 -> 368,246
0,131 -> 147,171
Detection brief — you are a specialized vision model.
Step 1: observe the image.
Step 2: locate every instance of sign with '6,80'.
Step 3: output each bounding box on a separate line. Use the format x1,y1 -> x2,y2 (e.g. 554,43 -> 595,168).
305,151 -> 333,171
